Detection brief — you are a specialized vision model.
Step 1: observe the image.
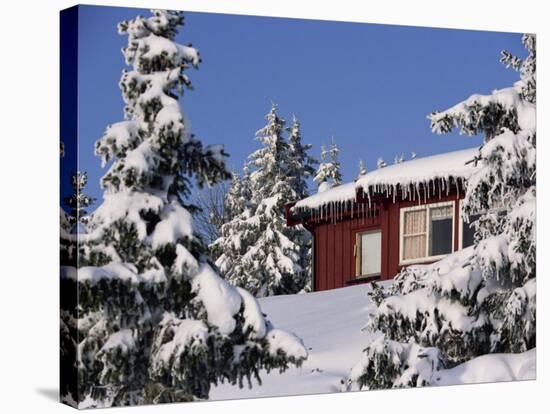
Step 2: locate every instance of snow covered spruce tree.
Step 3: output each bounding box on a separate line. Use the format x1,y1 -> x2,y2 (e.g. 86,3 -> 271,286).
60,169 -> 97,404
60,170 -> 95,265
60,10 -> 306,407
348,34 -> 535,390
213,106 -> 317,296
64,171 -> 96,230
209,165 -> 256,288
224,104 -> 304,296
287,115 -> 318,201
286,115 -> 318,292
314,138 -> 342,192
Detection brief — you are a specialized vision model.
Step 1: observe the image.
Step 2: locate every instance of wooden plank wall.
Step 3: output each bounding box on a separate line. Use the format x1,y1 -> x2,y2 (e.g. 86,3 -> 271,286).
314,215 -> 382,291
312,191 -> 465,292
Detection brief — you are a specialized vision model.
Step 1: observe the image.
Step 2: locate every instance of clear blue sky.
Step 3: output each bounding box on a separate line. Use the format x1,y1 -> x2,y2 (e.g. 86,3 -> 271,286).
68,5 -> 524,210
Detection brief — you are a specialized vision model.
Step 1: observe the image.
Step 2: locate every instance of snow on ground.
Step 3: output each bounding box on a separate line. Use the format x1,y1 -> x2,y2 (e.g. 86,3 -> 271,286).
211,283 -> 378,400
435,349 -> 536,385
210,282 -> 535,401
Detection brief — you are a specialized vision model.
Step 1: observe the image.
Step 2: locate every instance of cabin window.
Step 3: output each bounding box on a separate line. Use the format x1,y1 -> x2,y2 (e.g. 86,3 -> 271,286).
461,213 -> 480,248
355,230 -> 381,277
400,201 -> 455,264
458,199 -> 505,249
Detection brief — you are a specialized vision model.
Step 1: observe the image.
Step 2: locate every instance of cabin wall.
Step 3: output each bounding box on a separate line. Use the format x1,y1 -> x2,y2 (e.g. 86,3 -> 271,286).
313,215 -> 381,291
312,191 -> 464,292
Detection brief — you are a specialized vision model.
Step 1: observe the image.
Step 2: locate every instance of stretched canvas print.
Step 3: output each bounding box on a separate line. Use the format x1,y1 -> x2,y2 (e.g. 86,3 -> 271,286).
60,4 -> 536,409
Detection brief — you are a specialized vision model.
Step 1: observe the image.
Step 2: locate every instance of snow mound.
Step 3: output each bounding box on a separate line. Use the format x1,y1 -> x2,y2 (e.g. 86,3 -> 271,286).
435,348 -> 536,385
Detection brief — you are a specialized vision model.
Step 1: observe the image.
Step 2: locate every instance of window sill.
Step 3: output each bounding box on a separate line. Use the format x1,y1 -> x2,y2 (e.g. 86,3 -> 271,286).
346,274 -> 381,285
399,254 -> 449,266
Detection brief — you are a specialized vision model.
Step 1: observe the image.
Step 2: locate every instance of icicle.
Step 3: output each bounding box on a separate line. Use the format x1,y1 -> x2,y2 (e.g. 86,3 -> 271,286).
423,181 -> 427,204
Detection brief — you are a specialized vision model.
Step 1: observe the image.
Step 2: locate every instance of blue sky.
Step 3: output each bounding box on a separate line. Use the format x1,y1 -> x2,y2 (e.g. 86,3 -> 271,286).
67,5 -> 524,210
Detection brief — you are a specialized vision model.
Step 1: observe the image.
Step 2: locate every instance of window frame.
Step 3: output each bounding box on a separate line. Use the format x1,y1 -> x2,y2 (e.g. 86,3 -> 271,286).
399,200 -> 456,265
354,228 -> 382,278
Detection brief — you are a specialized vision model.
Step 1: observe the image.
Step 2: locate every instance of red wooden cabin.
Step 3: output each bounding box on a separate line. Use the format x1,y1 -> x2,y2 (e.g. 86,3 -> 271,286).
286,148 -> 479,292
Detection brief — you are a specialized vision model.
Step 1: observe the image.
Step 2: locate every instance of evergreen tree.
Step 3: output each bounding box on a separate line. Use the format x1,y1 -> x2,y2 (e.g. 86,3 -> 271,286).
286,115 -> 318,292
60,170 -> 95,273
236,104 -> 303,296
348,34 -> 536,390
60,10 -> 306,407
63,171 -> 96,229
376,157 -> 386,169
287,115 -> 318,199
213,111 -> 317,295
209,165 -> 256,287
314,138 -> 342,192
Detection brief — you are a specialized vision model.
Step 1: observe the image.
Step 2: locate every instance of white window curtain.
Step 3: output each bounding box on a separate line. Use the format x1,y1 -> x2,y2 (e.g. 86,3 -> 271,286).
402,209 -> 427,260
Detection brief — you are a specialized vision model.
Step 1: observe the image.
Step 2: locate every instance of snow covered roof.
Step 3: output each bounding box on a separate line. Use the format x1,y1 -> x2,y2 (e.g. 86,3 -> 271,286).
356,147 -> 478,194
293,147 -> 478,213
294,182 -> 357,211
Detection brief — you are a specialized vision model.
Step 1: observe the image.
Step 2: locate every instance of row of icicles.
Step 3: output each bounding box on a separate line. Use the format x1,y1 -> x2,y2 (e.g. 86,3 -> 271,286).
294,176 -> 464,225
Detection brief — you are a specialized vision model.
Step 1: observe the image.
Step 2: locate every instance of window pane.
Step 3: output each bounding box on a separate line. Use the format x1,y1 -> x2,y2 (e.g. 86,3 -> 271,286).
431,205 -> 453,220
360,231 -> 381,276
462,214 -> 480,248
429,206 -> 453,256
403,234 -> 426,260
404,209 -> 426,235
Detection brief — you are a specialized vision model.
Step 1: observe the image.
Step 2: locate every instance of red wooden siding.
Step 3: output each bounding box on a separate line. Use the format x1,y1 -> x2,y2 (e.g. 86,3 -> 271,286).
313,214 -> 382,291
310,190 -> 464,292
